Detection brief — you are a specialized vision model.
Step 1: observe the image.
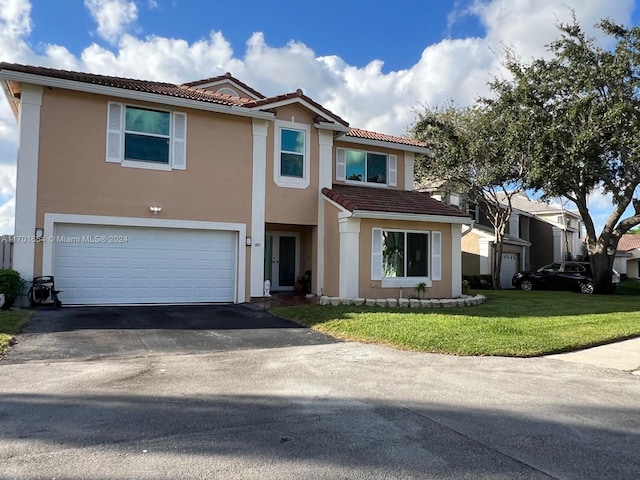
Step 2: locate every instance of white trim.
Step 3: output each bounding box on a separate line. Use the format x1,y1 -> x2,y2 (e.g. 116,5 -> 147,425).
42,214 -> 246,303
451,226 -> 462,296
0,71 -> 275,120
13,84 -> 43,282
188,80 -> 262,100
121,160 -> 172,171
317,129 -> 334,295
274,119 -> 311,189
338,216 -> 360,298
404,152 -> 415,191
382,277 -> 432,288
339,134 -> 430,154
249,97 -> 349,130
313,122 -> 351,133
250,119 -> 268,297
351,210 -> 474,225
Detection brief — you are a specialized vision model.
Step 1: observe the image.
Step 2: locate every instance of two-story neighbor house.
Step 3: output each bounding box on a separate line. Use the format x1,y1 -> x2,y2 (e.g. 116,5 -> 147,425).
0,62 -> 471,305
425,185 -> 583,287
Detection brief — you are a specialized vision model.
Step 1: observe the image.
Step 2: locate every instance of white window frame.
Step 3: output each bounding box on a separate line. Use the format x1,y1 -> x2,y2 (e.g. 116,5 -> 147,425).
372,228 -> 433,288
106,102 -> 187,171
274,119 -> 310,189
336,147 -> 397,187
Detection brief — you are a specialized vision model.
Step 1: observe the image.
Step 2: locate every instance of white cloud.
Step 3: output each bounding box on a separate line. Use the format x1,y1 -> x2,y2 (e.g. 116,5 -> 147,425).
0,0 -> 635,234
84,0 -> 138,44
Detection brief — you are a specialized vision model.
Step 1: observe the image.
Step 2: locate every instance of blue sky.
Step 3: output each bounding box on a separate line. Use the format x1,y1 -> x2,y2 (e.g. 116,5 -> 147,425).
0,0 -> 638,234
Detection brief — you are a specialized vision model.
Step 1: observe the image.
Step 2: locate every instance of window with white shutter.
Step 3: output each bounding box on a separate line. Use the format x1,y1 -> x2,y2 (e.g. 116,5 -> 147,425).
388,154 -> 397,186
373,227 -> 436,287
105,102 -> 186,171
338,147 -> 398,187
371,228 -> 383,280
432,231 -> 442,281
171,112 -> 187,170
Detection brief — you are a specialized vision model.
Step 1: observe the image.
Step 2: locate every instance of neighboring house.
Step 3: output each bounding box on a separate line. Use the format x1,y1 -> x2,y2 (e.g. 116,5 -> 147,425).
0,62 -> 472,305
614,234 -> 640,279
423,186 -> 584,287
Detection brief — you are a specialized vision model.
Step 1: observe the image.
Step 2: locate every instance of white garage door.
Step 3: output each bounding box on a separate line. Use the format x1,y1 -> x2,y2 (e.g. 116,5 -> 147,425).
500,252 -> 519,289
53,224 -> 237,305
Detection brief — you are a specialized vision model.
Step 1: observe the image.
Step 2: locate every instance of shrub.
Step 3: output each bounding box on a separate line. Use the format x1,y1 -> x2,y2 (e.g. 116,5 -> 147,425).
463,275 -> 493,289
0,269 -> 24,308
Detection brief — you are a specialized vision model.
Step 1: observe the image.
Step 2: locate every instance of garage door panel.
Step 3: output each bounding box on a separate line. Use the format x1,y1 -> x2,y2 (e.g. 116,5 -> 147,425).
53,224 -> 237,305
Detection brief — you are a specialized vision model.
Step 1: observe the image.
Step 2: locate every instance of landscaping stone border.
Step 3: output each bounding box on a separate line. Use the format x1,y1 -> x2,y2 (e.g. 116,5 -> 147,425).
319,294 -> 486,308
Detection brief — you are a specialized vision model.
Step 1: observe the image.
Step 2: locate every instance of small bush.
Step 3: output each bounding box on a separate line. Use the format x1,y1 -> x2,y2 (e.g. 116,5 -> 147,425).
0,269 -> 24,308
463,275 -> 493,289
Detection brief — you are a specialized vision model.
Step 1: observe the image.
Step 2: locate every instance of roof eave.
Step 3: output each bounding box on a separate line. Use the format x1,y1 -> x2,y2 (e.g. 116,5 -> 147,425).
0,70 -> 276,121
0,79 -> 19,119
248,96 -> 349,127
350,209 -> 473,225
314,122 -> 351,133
339,134 -> 429,154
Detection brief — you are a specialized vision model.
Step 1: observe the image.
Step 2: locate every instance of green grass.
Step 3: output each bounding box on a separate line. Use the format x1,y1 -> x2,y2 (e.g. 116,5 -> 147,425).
0,309 -> 33,354
272,285 -> 640,357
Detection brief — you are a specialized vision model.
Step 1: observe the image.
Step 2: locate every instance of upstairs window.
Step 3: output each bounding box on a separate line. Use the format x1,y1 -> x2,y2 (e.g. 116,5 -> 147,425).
107,102 -> 186,171
274,120 -> 310,188
280,128 -> 305,178
336,148 -> 397,187
124,107 -> 170,163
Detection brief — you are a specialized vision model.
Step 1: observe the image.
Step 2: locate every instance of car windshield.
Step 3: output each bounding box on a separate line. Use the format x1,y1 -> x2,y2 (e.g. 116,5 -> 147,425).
538,263 -> 560,272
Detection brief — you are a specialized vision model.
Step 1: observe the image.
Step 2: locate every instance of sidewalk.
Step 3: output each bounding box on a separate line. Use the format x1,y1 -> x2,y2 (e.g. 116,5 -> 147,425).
547,337 -> 640,372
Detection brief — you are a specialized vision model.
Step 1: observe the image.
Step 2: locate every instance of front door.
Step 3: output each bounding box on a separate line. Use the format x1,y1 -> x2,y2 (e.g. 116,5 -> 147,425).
265,232 -> 300,291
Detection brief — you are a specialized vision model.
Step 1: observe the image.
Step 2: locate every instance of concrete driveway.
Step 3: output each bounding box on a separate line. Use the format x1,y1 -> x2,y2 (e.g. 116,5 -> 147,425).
1,305 -> 640,479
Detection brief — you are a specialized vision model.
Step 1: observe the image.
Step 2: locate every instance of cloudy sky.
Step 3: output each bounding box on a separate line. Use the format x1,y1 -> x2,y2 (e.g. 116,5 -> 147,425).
0,0 -> 637,234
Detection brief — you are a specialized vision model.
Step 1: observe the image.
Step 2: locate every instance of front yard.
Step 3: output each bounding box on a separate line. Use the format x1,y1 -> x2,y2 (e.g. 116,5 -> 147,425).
273,285 -> 640,357
0,309 -> 33,355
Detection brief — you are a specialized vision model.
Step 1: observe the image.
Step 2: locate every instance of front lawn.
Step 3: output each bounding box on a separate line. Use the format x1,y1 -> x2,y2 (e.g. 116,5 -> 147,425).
272,287 -> 640,357
0,310 -> 33,355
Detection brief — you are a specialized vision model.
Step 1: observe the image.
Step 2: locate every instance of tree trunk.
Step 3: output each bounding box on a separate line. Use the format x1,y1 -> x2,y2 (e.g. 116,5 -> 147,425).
492,239 -> 504,289
589,250 -> 614,294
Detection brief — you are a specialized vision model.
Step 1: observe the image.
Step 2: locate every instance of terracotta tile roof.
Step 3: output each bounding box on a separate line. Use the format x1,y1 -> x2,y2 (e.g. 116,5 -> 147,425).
346,128 -> 428,149
323,184 -> 471,218
617,234 -> 640,253
0,62 -> 431,151
181,72 -> 266,99
244,89 -> 350,127
0,62 -> 249,106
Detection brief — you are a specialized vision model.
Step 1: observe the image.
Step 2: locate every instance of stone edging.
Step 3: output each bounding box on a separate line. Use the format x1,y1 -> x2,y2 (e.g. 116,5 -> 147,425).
319,294 -> 486,308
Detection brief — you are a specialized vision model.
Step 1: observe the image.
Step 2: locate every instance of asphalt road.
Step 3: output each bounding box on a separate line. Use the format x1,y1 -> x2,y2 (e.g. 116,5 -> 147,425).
1,305 -> 639,479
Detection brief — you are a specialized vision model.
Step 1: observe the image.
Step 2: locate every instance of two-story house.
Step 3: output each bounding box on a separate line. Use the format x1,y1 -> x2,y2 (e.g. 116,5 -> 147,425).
0,63 -> 471,305
424,184 -> 583,287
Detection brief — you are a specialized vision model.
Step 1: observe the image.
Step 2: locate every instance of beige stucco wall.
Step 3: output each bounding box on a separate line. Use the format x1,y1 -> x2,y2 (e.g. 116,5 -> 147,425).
34,88 -> 254,299
333,140 -> 407,190
265,104 -> 320,225
358,219 -> 453,299
322,201 -> 340,297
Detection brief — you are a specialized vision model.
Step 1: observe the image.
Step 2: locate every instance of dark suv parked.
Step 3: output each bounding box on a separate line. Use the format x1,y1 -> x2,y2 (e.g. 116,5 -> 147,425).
512,261 -> 620,294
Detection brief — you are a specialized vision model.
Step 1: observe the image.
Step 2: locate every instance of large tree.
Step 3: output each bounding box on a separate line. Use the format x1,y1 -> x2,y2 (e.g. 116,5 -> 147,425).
492,17 -> 640,292
412,103 -> 528,289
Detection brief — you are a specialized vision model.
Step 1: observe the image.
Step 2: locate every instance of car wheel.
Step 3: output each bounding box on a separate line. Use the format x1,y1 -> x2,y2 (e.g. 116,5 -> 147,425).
580,282 -> 595,294
520,279 -> 533,291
